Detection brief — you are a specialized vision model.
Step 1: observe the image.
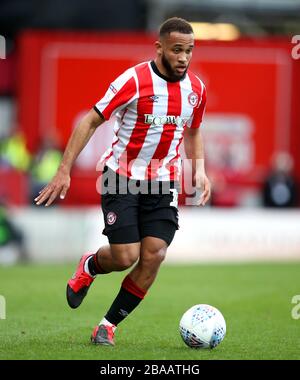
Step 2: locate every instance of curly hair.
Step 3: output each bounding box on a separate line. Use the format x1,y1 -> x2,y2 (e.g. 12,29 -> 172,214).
159,17 -> 193,37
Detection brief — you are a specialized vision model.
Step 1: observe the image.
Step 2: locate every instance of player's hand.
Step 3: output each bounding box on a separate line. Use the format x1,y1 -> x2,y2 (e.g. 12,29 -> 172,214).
194,172 -> 211,206
34,169 -> 71,207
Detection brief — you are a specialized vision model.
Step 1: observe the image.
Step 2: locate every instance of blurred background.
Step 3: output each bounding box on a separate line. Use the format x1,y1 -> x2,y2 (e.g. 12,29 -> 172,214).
0,0 -> 300,265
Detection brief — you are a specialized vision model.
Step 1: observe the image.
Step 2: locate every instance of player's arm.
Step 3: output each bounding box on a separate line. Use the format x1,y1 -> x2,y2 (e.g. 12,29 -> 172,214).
183,127 -> 211,206
35,108 -> 105,207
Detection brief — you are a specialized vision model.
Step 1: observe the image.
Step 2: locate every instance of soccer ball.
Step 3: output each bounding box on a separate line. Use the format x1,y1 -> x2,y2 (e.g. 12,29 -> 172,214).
179,304 -> 226,349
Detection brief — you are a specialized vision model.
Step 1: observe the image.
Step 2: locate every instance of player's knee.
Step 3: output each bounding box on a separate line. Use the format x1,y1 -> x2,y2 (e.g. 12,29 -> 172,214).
111,245 -> 139,270
141,245 -> 167,267
114,256 -> 137,270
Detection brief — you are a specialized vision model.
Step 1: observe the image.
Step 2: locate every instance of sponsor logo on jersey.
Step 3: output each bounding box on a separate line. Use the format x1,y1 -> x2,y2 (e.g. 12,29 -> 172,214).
109,84 -> 118,94
107,211 -> 117,225
188,92 -> 199,107
144,114 -> 189,127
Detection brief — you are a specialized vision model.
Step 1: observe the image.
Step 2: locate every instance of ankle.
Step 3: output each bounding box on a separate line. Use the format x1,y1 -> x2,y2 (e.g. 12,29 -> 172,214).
86,253 -> 107,276
99,317 -> 117,332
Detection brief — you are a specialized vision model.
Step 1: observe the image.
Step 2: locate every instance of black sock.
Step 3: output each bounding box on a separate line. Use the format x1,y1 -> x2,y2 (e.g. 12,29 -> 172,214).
87,254 -> 105,276
105,275 -> 147,326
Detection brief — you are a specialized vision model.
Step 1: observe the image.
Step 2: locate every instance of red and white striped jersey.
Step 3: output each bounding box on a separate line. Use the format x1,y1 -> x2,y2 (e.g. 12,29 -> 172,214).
94,60 -> 206,181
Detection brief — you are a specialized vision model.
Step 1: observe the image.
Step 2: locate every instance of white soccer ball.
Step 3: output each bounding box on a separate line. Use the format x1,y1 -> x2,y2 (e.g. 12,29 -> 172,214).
179,304 -> 226,349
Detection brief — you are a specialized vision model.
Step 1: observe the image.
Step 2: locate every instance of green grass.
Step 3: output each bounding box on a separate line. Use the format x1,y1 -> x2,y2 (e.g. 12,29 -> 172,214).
0,262 -> 300,360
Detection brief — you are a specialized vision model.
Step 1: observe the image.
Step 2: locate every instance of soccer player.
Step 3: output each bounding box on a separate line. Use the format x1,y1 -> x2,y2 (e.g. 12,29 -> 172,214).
35,17 -> 211,346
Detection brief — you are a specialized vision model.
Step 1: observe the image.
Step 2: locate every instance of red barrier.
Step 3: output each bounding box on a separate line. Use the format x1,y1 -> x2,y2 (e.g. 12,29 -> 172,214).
0,168 -> 29,206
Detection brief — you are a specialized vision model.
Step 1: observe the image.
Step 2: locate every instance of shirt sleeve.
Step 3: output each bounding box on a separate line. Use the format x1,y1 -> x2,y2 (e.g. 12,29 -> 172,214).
94,68 -> 137,120
188,84 -> 207,129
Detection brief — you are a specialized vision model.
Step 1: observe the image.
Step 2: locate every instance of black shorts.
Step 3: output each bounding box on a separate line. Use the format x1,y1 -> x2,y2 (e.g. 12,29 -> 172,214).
101,167 -> 179,245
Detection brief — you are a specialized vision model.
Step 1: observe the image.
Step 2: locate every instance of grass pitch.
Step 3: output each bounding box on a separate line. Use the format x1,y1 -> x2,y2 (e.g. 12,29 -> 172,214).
0,261 -> 299,360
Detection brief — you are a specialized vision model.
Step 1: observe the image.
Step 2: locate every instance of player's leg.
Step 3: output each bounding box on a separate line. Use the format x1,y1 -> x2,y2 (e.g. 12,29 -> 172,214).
128,186 -> 179,290
87,230 -> 142,275
90,226 -> 143,346
97,183 -> 141,273
91,185 -> 179,346
67,194 -> 140,308
129,220 -> 177,289
67,189 -> 140,309
66,241 -> 140,309
91,220 -> 177,346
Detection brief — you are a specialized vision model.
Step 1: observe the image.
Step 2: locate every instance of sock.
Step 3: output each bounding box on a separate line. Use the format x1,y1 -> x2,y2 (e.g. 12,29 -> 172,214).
85,254 -> 106,276
104,275 -> 147,326
99,317 -> 117,332
84,257 -> 94,276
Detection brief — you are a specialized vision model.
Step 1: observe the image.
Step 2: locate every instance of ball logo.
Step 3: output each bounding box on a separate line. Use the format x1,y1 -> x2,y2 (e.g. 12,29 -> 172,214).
188,92 -> 199,107
107,211 -> 117,225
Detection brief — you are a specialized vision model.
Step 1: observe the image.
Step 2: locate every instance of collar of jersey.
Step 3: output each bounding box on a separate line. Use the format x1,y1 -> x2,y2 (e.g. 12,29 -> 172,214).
150,61 -> 186,83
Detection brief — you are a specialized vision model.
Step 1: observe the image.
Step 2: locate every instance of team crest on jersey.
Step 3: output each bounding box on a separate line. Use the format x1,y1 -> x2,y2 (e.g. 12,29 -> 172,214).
188,92 -> 199,107
107,211 -> 117,225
